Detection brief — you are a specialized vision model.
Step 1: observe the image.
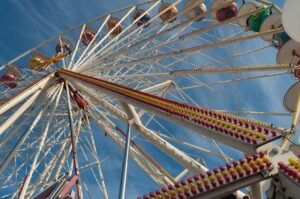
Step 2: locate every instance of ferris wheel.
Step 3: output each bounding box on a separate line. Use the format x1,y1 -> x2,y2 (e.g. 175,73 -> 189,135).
0,0 -> 300,198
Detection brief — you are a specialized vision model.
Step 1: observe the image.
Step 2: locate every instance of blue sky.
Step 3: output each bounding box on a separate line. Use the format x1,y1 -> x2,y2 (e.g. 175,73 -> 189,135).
0,0 -> 296,198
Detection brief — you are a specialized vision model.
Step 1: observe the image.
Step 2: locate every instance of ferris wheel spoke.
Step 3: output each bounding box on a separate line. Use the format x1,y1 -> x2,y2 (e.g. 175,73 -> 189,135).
78,21 -> 167,73
1,0 -> 298,198
67,24 -> 87,69
84,115 -> 109,199
181,71 -> 289,91
67,113 -> 110,198
88,20 -> 169,68
27,147 -> 68,197
76,137 -> 106,198
23,118 -> 68,153
50,143 -> 72,181
172,83 -> 200,106
0,0 -> 169,69
75,6 -> 138,70
76,0 -> 187,71
18,83 -> 64,198
89,105 -> 178,186
72,15 -> 112,70
91,0 -> 164,55
85,0 -> 238,69
59,70 -> 284,154
151,86 -> 234,163
26,125 -> 70,195
170,63 -> 293,76
65,83 -> 84,199
89,108 -> 172,186
0,79 -> 43,98
0,90 -> 44,138
170,72 -> 269,112
84,28 -> 283,73
142,113 -> 175,138
156,37 -> 228,69
210,139 -> 232,163
71,80 -> 208,174
180,44 -> 273,72
0,73 -> 55,116
171,81 -> 247,121
155,32 -> 251,69
84,5 -> 265,71
97,43 -> 274,81
0,84 -> 62,176
35,138 -> 73,188
0,98 -> 46,148
154,131 -> 224,159
43,143 -> 71,183
22,109 -> 68,197
0,149 -> 39,184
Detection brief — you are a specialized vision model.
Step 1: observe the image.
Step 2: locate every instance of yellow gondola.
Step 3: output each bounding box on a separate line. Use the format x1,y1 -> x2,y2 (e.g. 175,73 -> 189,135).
158,3 -> 178,23
107,17 -> 122,36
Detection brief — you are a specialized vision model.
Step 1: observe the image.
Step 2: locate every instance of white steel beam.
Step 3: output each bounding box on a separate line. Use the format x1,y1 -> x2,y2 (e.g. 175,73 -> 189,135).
0,92 -> 48,148
27,129 -> 69,197
60,74 -> 269,155
81,0 -> 236,70
0,84 -> 60,174
0,73 -> 54,116
91,28 -> 283,72
73,14 -> 112,70
76,6 -> 137,70
87,0 -> 161,57
141,80 -> 173,93
0,0 -> 157,70
52,143 -> 72,180
91,113 -> 170,186
19,85 -> 64,198
61,73 -> 249,197
156,132 -> 224,159
66,83 -> 83,199
67,24 -> 86,69
77,0 -> 186,72
85,116 -> 108,199
70,80 -> 206,174
175,168 -> 189,182
118,123 -> 132,199
250,183 -> 263,199
0,90 -> 42,137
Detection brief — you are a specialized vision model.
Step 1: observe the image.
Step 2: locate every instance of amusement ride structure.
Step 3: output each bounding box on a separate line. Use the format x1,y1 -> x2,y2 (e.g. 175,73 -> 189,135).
0,0 -> 300,198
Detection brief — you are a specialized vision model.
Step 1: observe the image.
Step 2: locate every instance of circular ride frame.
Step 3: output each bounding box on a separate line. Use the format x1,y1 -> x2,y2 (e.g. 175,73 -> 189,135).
0,0 -> 299,199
